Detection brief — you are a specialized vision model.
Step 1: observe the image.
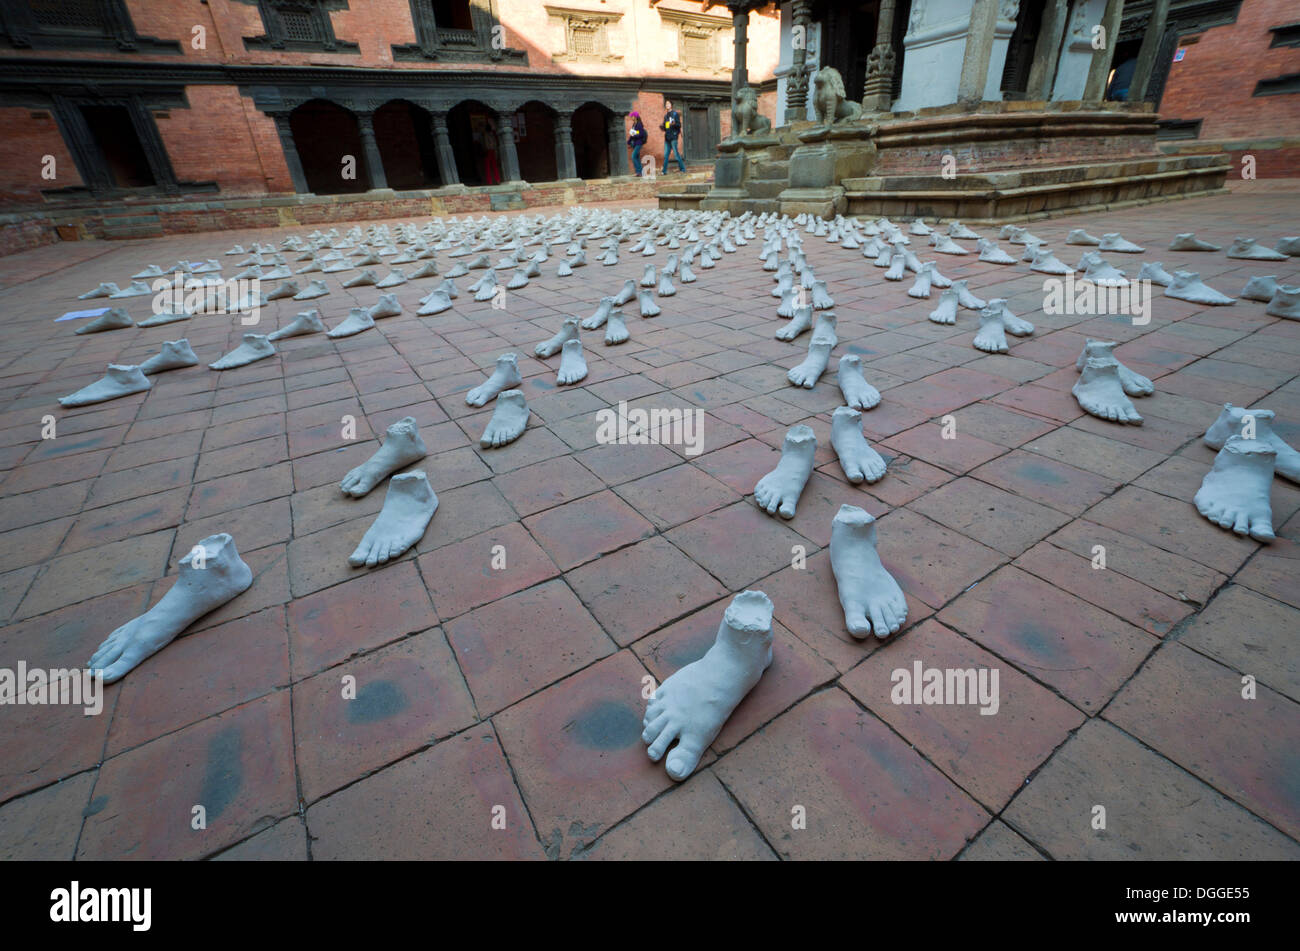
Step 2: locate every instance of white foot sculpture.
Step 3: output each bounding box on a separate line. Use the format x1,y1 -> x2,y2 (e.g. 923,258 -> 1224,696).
480,389 -> 529,448
209,334 -> 276,369
642,590 -> 774,781
830,504 -> 907,639
837,354 -> 881,410
340,416 -> 429,498
831,407 -> 887,484
754,424 -> 816,518
535,317 -> 579,357
1073,356 -> 1143,424
59,365 -> 151,407
88,533 -> 253,683
466,353 -> 522,407
1075,339 -> 1153,396
348,471 -> 439,567
1194,437 -> 1276,542
556,338 -> 588,385
139,339 -> 199,375
1204,404 -> 1300,483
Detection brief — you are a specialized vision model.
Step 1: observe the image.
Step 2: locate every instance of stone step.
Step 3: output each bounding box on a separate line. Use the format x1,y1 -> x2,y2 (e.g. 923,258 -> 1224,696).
744,179 -> 788,199
101,214 -> 164,240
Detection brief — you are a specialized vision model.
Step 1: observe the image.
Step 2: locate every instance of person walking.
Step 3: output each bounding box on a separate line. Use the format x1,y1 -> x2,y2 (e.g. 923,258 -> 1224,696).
661,100 -> 686,175
627,112 -> 648,176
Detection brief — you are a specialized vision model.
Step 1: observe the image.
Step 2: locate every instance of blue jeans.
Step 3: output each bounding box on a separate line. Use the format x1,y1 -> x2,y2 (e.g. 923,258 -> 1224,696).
630,142 -> 642,175
662,137 -> 686,173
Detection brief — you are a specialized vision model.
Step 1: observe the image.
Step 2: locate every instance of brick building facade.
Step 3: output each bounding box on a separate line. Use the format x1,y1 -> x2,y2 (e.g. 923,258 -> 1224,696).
0,0 -> 781,207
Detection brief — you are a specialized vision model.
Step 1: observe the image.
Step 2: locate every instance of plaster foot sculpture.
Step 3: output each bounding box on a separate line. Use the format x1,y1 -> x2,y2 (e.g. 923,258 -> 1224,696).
642,590 -> 774,782
831,407 -> 886,484
582,297 -> 615,330
1073,356 -> 1142,424
1194,437 -> 1276,542
1073,339 -> 1152,396
641,264 -> 656,287
657,273 -> 676,297
1030,249 -> 1073,275
377,269 -> 408,288
1098,233 -> 1145,253
78,282 -> 120,300
639,289 -> 661,317
265,280 -> 299,301
972,307 -> 1009,353
1169,233 -> 1220,252
293,279 -> 330,300
367,294 -> 402,320
348,471 -> 438,568
775,304 -> 813,341
1226,237 -> 1288,261
811,280 -> 834,310
907,267 -> 932,299
1138,261 -> 1175,286
210,334 -> 275,369
884,254 -> 906,281
776,287 -> 799,319
972,237 -> 1011,265
1067,229 -> 1102,246
88,533 -> 253,683
837,354 -> 880,410
447,262 -> 471,278
1205,404 -> 1300,482
265,310 -> 323,342
1265,285 -> 1300,319
613,279 -> 637,306
140,339 -> 199,375
830,504 -> 907,639
110,281 -> 153,299
989,299 -> 1034,336
604,312 -> 629,345
1166,270 -> 1234,305
932,234 -> 969,255
137,306 -> 190,328
1276,237 -> 1300,256
787,330 -> 834,388
1079,252 -> 1128,286
341,416 -> 428,498
679,262 -> 697,283
556,338 -> 588,385
953,279 -> 986,310
473,271 -> 499,302
1241,275 -> 1278,302
75,307 -> 134,335
535,317 -> 579,357
754,424 -> 816,518
417,289 -> 453,316
949,221 -> 980,240
327,308 -> 376,339
58,364 -> 151,407
929,288 -> 959,324
480,389 -> 529,448
466,353 -> 522,407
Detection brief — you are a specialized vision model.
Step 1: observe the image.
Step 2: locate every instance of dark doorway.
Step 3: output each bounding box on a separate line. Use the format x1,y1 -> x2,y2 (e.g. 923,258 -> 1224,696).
432,0 -> 474,31
515,101 -> 557,183
80,104 -> 155,188
572,102 -> 610,179
448,100 -> 501,186
374,100 -> 440,189
1001,0 -> 1046,97
1106,39 -> 1142,100
289,99 -> 369,194
683,105 -> 718,162
818,0 -> 877,102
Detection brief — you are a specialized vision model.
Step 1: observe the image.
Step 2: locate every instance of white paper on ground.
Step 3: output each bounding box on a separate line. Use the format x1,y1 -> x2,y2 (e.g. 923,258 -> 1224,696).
56,307 -> 111,322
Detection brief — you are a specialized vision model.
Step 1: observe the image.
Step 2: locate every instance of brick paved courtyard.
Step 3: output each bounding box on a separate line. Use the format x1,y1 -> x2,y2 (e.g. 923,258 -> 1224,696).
0,185 -> 1297,861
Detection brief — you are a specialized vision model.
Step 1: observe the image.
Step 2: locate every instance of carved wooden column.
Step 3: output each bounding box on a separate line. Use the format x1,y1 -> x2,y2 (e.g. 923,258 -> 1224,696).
1083,0 -> 1126,101
1129,0 -> 1170,101
1026,0 -> 1069,101
271,112 -> 310,193
555,110 -> 578,180
355,111 -> 389,189
496,111 -> 523,183
785,0 -> 812,123
957,0 -> 1001,106
861,0 -> 898,112
728,1 -> 750,95
606,118 -> 626,177
430,112 -> 460,186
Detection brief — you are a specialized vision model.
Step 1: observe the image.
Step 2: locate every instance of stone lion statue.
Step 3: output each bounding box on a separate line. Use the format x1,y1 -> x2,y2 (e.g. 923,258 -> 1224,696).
813,66 -> 863,124
731,86 -> 772,138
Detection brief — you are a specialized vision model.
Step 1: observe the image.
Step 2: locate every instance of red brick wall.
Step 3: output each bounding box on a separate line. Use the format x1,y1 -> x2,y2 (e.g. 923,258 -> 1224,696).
158,87 -> 292,195
0,108 -> 83,205
1159,0 -> 1300,141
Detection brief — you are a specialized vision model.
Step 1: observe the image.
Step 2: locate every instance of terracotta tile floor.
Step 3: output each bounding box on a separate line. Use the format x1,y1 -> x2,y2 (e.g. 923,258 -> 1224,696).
1,188 -> 1298,860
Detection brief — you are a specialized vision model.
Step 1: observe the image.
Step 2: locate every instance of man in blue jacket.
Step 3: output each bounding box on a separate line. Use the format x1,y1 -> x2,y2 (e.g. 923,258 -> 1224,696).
661,100 -> 687,175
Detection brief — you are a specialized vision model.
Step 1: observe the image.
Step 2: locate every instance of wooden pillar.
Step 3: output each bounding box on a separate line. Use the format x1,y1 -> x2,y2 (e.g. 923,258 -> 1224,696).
785,0 -> 812,123
555,110 -> 577,180
430,112 -> 460,186
957,0 -> 1000,106
1083,0 -> 1125,101
272,112 -> 310,193
861,0 -> 898,112
1026,0 -> 1069,100
496,111 -> 523,183
1129,0 -> 1170,101
729,2 -> 750,95
355,111 -> 388,189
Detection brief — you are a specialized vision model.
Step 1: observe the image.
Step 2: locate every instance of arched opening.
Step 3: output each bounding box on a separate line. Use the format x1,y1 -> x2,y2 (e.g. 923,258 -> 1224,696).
289,99 -> 369,194
572,102 -> 612,180
447,100 -> 502,187
373,99 -> 440,189
514,101 -> 557,183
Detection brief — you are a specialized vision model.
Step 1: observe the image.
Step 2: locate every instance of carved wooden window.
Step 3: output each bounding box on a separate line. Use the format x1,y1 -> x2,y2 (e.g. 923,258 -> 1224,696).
0,0 -> 179,52
659,9 -> 728,75
394,0 -> 526,62
243,0 -> 359,53
547,6 -> 622,63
